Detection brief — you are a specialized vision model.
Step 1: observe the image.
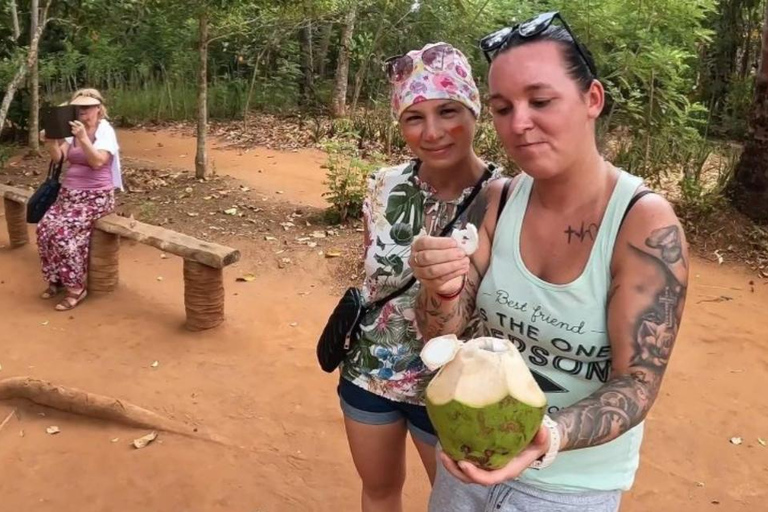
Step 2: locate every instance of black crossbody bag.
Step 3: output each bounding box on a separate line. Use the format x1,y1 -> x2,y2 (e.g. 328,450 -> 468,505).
26,154 -> 65,224
316,163 -> 493,373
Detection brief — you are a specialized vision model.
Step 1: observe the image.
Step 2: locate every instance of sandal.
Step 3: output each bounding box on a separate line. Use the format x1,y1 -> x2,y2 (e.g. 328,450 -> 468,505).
41,284 -> 63,300
55,289 -> 88,311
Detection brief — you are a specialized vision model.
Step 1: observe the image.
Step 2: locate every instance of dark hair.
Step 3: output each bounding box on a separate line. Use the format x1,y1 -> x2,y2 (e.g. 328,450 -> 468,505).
496,26 -> 596,93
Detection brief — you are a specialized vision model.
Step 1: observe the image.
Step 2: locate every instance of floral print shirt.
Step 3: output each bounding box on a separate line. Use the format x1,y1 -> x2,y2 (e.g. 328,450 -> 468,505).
341,160 -> 500,405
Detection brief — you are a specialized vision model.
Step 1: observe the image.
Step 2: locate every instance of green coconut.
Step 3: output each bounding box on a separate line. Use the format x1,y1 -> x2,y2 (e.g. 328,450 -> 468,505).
421,335 -> 547,470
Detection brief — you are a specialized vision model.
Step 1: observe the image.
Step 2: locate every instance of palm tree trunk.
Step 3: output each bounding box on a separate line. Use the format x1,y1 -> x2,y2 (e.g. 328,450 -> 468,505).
730,1 -> 768,222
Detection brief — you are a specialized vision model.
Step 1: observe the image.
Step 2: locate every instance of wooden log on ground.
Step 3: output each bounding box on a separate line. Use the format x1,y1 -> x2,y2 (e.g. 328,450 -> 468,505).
95,214 -> 240,269
0,376 -> 230,445
88,229 -> 119,292
184,259 -> 225,331
3,197 -> 29,247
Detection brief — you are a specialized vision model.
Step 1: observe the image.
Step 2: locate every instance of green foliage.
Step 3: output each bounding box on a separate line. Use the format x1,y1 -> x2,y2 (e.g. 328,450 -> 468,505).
0,144 -> 14,167
321,139 -> 383,222
0,0 -> 755,210
678,141 -> 741,217
720,73 -> 755,138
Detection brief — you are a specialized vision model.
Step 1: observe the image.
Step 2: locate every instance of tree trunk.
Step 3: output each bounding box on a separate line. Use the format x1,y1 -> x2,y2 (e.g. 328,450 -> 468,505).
242,48 -> 267,128
351,20 -> 387,113
195,11 -> 209,180
28,0 -> 40,153
0,63 -> 28,135
298,21 -> 315,104
316,22 -> 333,77
10,0 -> 20,40
0,1 -> 50,139
730,1 -> 768,223
331,6 -> 356,118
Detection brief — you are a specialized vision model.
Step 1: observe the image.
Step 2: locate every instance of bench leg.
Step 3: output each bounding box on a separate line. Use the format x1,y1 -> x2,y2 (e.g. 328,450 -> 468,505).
88,230 -> 120,292
4,198 -> 29,248
183,259 -> 225,331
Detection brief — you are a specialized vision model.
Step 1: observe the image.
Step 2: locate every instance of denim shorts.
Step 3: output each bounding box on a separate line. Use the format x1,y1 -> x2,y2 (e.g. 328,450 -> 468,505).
338,377 -> 438,446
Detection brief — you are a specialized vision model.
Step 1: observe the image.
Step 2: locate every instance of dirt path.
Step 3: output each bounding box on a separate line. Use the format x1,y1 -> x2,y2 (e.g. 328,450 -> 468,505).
117,128 -> 329,208
1,129 -> 767,511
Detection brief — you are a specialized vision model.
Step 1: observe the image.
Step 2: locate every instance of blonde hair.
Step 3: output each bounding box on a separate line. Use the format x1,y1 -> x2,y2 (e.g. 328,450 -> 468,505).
71,88 -> 109,119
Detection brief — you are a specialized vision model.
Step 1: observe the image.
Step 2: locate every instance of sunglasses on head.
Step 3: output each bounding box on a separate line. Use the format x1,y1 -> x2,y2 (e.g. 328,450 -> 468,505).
479,11 -> 597,77
383,43 -> 458,83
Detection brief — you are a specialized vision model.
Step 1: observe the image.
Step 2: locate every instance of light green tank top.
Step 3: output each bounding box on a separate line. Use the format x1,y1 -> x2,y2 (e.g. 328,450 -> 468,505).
476,170 -> 645,493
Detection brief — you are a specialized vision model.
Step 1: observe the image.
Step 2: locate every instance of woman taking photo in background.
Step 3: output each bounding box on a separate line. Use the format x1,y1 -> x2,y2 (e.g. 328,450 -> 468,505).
38,88 -> 122,311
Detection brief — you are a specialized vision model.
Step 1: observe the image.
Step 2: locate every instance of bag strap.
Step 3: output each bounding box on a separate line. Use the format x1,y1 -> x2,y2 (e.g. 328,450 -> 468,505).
49,153 -> 65,181
496,178 -> 513,225
618,189 -> 655,230
369,165 -> 493,310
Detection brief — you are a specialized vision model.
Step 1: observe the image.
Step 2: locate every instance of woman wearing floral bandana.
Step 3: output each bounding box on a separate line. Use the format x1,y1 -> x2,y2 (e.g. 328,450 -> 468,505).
337,42 -> 501,512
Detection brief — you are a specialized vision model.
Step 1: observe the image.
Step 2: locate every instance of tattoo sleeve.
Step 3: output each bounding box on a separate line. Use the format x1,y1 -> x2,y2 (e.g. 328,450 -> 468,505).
415,263 -> 481,341
552,224 -> 688,451
415,186 -> 493,340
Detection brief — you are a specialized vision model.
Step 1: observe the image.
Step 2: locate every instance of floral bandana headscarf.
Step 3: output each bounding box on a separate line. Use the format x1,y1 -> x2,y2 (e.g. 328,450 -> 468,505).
389,42 -> 482,121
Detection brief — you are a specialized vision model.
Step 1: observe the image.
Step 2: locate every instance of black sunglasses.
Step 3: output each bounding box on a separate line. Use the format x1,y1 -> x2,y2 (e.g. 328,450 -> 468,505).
479,11 -> 597,78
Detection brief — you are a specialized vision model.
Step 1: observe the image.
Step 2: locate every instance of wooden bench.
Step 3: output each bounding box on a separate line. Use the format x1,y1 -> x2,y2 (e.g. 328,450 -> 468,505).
1,184 -> 240,331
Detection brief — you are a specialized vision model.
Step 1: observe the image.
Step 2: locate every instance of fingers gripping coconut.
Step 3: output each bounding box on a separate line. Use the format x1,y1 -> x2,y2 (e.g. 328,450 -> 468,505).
420,335 -> 546,470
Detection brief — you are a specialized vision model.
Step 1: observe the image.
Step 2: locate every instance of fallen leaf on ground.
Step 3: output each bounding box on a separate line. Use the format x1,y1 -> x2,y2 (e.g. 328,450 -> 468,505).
729,436 -> 743,445
758,437 -> 766,447
111,438 -> 120,443
132,431 -> 158,449
46,426 -> 60,435
325,250 -> 342,258
236,274 -> 257,282
150,361 -> 159,368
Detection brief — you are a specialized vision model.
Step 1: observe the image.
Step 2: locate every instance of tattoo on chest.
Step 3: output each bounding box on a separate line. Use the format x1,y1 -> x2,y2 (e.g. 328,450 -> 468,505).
564,222 -> 600,244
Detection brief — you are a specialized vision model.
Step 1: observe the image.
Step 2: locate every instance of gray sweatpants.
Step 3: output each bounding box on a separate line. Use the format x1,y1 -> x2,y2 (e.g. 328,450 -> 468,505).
429,460 -> 622,512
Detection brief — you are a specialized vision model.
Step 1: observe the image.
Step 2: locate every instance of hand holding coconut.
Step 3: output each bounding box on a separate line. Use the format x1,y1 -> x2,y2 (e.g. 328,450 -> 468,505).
421,335 -> 558,487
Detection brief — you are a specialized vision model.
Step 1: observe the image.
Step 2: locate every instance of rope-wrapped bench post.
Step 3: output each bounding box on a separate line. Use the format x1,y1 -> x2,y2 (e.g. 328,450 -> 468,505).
95,214 -> 238,330
88,229 -> 120,292
183,259 -> 225,331
3,197 -> 29,248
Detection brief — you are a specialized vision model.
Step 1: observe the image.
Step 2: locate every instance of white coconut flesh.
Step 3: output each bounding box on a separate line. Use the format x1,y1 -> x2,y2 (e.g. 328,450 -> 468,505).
426,337 -> 546,409
451,224 -> 479,255
420,334 -> 462,371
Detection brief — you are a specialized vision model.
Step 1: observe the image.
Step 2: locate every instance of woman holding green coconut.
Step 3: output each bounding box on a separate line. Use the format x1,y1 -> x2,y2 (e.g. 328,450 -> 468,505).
410,12 -> 689,511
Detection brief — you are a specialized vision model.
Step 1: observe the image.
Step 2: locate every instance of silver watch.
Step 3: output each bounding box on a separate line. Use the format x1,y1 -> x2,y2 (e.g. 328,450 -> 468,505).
529,415 -> 560,470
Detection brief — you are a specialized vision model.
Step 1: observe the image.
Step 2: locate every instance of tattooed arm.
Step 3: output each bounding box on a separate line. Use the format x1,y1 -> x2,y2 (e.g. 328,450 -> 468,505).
412,178 -> 513,340
551,194 -> 689,451
443,193 -> 690,487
